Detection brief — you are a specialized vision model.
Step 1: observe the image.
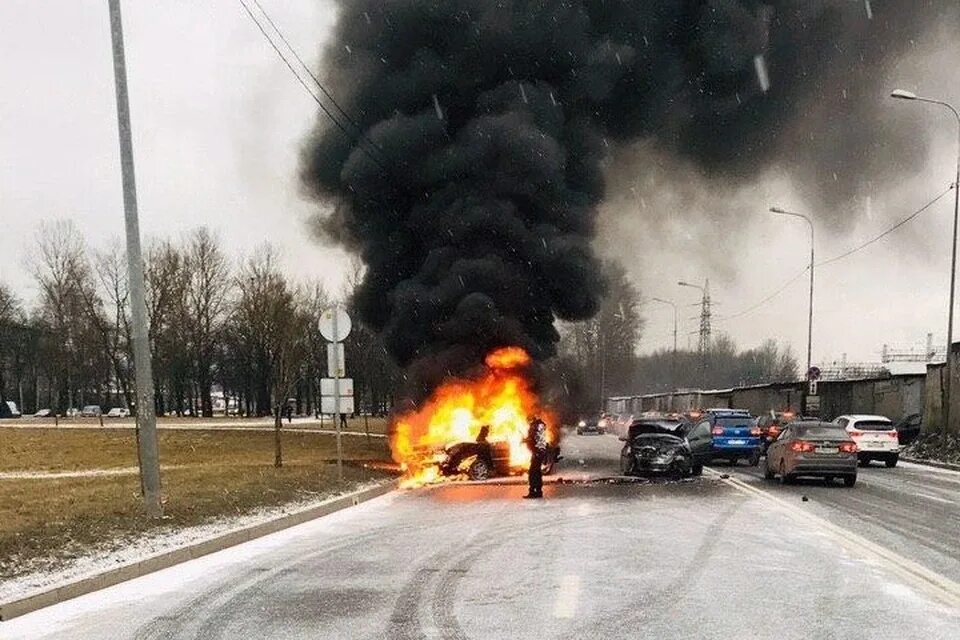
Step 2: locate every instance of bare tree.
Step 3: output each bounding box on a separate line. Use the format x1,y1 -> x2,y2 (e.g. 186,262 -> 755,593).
229,245 -> 302,466
184,228 -> 230,417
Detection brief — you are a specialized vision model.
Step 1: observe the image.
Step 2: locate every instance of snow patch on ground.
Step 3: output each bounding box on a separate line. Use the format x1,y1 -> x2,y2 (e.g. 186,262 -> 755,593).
0,479 -> 391,604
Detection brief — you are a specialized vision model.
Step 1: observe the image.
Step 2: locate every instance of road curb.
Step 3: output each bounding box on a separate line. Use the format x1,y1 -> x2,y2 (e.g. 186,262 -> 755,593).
901,456 -> 960,472
0,480 -> 397,622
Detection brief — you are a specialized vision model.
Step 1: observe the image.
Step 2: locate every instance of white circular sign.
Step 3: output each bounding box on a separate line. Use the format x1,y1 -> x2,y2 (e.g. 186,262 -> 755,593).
319,307 -> 352,342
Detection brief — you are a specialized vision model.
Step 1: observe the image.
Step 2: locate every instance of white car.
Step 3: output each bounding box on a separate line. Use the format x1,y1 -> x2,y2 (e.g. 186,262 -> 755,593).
106,407 -> 130,418
834,414 -> 900,467
33,408 -> 52,418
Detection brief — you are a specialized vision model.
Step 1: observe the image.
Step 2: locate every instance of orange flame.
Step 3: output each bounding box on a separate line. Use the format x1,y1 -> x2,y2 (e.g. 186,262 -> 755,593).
391,347 -> 555,488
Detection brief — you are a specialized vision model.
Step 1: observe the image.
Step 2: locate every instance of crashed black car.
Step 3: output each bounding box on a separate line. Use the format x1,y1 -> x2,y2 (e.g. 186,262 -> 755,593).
619,419 -> 706,478
437,438 -> 560,480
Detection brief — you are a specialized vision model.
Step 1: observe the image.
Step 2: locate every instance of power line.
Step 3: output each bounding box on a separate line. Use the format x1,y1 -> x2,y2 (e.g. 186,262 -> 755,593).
236,0 -> 388,171
248,0 -> 387,164
717,184 -> 955,323
816,183 -> 955,268
716,266 -> 809,323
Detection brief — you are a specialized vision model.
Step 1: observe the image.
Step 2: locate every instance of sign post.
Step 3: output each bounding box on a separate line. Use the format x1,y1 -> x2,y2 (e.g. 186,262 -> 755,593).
319,306 -> 352,481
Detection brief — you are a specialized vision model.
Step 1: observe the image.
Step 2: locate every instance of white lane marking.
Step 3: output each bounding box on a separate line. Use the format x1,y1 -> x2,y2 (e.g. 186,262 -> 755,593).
914,491 -> 954,505
705,468 -> 960,608
553,574 -> 581,619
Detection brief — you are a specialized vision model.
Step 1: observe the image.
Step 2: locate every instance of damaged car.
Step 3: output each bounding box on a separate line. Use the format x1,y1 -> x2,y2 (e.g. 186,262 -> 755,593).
435,426 -> 561,481
619,418 -> 709,478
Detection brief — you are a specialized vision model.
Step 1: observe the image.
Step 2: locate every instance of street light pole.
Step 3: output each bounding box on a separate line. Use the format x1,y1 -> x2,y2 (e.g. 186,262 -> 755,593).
651,298 -> 678,353
770,207 -> 815,377
891,89 -> 960,444
108,0 -> 162,517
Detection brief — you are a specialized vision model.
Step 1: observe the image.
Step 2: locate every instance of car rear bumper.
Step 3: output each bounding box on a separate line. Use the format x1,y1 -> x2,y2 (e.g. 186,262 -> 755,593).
787,456 -> 858,476
711,441 -> 760,456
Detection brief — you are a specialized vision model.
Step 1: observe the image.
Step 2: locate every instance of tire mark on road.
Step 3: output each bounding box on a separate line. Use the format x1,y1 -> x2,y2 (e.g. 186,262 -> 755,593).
558,497 -> 747,640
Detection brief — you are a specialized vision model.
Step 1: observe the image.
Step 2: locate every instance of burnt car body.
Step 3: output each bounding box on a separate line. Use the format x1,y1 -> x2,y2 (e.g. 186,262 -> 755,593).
619,419 -> 708,478
437,441 -> 560,480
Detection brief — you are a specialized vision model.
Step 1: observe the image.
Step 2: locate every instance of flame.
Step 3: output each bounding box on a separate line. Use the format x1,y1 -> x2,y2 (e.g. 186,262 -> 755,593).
391,347 -> 556,488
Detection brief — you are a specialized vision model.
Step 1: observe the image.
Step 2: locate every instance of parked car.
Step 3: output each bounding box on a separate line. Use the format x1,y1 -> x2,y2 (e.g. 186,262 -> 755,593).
686,409 -> 761,466
576,417 -> 605,435
1,400 -> 22,419
106,407 -> 130,418
619,418 -> 707,477
65,407 -> 80,417
765,421 -> 858,486
834,414 -> 900,467
80,405 -> 103,417
33,408 -> 52,418
893,413 -> 922,447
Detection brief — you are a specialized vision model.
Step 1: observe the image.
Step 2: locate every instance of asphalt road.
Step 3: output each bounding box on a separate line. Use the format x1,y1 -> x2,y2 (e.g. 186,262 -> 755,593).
3,434 -> 959,639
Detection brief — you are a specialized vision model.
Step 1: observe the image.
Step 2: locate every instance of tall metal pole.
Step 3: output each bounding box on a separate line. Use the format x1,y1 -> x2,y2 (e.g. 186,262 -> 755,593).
108,0 -> 162,517
333,305 -> 343,481
651,298 -> 678,353
891,90 -> 960,447
770,208 -> 815,376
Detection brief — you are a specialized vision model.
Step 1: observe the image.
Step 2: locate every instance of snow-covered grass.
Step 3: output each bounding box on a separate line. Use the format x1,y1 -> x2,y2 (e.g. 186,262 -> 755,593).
0,427 -> 397,589
0,478 -> 392,603
903,432 -> 960,467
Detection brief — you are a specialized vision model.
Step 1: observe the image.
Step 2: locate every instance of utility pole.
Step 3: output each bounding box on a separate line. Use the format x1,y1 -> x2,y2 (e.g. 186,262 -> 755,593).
770,207 -> 815,376
679,280 -> 711,386
891,88 -> 960,446
108,0 -> 162,517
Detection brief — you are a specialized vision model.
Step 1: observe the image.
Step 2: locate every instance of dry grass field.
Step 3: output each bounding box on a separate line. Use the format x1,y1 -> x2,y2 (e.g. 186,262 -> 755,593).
0,427 -> 396,582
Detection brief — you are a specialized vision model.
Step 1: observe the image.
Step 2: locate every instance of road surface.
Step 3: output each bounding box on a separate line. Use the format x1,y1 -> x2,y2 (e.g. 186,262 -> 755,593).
3,434 -> 959,639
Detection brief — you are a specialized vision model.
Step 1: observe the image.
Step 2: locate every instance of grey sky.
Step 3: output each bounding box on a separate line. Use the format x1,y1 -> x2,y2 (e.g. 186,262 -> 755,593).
2,1 -> 959,367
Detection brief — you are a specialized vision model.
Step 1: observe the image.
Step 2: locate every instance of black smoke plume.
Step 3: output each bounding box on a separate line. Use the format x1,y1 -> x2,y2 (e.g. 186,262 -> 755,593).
301,0 -> 948,398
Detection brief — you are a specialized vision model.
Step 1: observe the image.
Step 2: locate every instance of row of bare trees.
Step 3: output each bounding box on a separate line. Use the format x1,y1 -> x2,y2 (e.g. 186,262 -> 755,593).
0,220 -> 399,418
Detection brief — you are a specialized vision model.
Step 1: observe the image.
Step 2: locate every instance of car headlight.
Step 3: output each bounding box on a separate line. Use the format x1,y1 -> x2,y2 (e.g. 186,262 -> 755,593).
578,420 -> 586,427
598,419 -> 608,428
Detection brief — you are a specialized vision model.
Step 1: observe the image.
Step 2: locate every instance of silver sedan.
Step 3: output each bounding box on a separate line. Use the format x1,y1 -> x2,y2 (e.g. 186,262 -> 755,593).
764,421 -> 858,487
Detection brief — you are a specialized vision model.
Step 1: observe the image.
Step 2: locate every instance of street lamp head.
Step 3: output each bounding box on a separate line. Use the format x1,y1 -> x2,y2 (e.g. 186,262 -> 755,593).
677,281 -> 690,287
769,206 -> 787,214
890,89 -> 918,101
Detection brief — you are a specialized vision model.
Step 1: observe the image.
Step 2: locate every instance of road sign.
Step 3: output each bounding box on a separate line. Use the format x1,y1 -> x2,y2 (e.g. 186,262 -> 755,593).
321,377 -> 353,397
319,307 -> 352,342
807,366 -> 822,381
327,343 -> 345,377
806,395 -> 821,413
322,395 -> 355,415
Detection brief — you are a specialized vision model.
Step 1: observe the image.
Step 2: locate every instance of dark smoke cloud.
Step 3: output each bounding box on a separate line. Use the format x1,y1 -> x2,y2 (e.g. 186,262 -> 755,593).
301,0 -> 949,397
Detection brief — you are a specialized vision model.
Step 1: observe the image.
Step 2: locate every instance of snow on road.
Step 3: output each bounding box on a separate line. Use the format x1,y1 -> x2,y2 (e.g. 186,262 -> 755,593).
2,434 -> 958,639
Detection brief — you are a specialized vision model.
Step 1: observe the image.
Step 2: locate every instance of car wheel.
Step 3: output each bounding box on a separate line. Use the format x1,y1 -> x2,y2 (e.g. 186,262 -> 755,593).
691,462 -> 703,477
778,461 -> 792,485
729,457 -> 739,467
468,459 -> 490,481
843,475 -> 857,488
823,475 -> 834,485
748,450 -> 761,467
763,458 -> 775,480
858,456 -> 871,467
885,454 -> 899,468
620,450 -> 634,476
576,428 -> 582,436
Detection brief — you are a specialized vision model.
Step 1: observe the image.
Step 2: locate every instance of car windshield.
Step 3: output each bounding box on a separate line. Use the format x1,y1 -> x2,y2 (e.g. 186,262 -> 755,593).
854,420 -> 894,431
715,417 -> 752,428
796,425 -> 849,439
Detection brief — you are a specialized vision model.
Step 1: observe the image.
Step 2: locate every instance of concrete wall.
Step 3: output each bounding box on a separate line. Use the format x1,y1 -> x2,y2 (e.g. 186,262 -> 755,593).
609,374 -> 926,424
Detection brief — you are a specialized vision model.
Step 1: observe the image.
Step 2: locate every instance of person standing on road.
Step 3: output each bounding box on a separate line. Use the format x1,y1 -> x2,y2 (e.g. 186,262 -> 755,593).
524,415 -> 547,499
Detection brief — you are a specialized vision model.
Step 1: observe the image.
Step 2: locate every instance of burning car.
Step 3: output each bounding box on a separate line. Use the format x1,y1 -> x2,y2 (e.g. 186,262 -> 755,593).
433,435 -> 561,481
619,418 -> 707,478
392,347 -> 561,487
